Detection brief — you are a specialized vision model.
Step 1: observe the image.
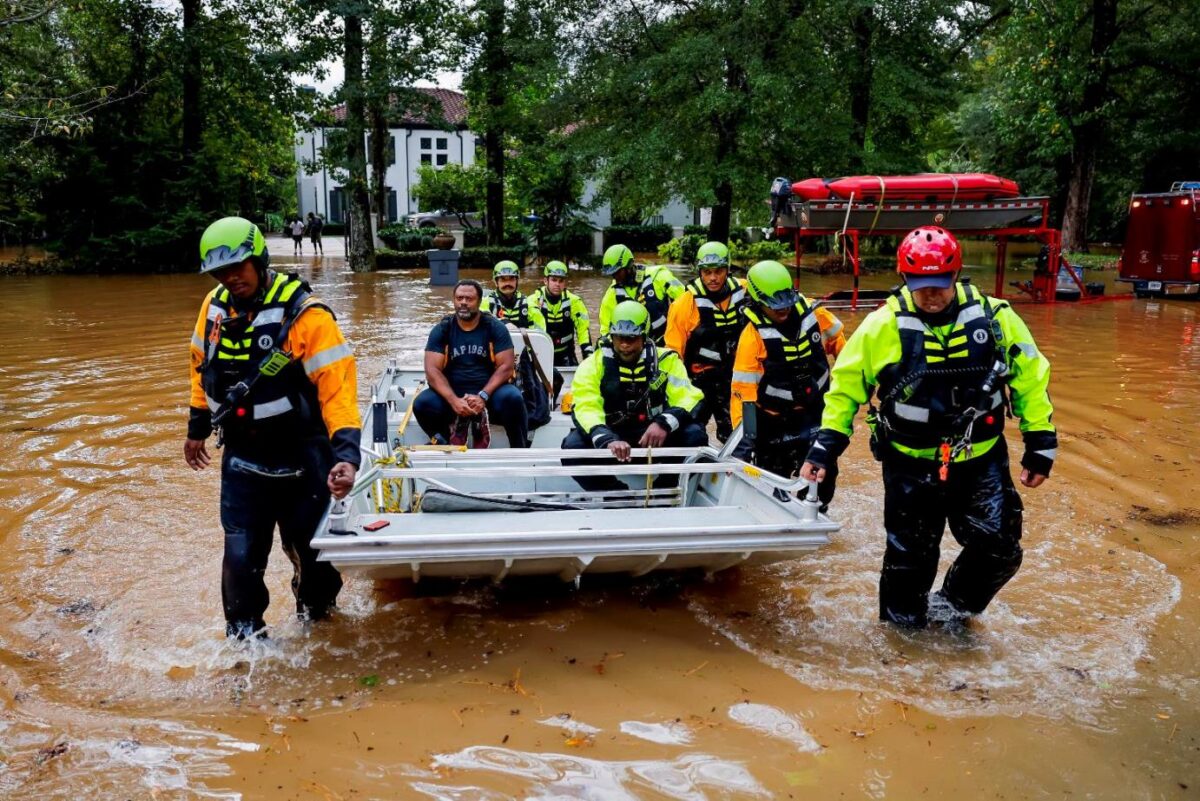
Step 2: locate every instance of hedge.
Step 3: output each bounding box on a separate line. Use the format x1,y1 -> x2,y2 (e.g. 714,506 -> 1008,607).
374,246 -> 529,271
602,224 -> 674,252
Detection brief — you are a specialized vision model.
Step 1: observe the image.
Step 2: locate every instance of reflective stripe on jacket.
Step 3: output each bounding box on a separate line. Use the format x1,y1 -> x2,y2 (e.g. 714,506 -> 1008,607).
665,277 -> 748,374
529,287 -> 590,357
481,290 -> 546,330
598,264 -> 685,344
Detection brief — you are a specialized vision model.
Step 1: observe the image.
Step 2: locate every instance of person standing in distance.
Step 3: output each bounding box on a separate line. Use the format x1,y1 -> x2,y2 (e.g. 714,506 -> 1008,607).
184,216 -> 360,639
801,226 -> 1056,628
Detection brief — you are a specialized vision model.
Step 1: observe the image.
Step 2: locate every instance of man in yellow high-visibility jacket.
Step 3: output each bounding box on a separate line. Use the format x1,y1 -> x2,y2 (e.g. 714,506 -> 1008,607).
563,300 -> 706,493
597,244 -> 685,346
801,226 -> 1056,629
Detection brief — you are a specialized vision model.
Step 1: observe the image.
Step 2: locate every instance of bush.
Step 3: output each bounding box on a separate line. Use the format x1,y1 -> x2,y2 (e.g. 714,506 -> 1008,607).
683,224 -> 708,237
657,234 -> 705,265
322,222 -> 345,236
375,249 -> 427,269
379,223 -> 433,251
463,221 -> 531,248
460,245 -> 528,268
603,223 -> 674,252
729,238 -> 793,265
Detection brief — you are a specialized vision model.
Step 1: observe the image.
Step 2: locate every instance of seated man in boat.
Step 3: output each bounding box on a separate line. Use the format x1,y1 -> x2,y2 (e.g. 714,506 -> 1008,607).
731,260 -> 845,506
414,279 -> 530,448
562,300 -> 707,492
665,241 -> 749,443
528,260 -> 593,399
480,260 -> 545,330
800,226 -> 1055,629
597,244 -> 685,346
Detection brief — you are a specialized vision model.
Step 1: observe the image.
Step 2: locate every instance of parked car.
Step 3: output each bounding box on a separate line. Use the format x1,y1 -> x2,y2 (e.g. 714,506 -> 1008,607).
407,209 -> 482,229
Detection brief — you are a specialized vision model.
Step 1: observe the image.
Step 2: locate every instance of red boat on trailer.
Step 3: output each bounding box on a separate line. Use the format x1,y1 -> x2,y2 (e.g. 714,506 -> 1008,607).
791,173 -> 1021,203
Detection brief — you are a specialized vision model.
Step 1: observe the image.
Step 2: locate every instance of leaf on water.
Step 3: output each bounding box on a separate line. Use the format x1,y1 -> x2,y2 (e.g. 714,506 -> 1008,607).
784,770 -> 818,787
1156,713 -> 1171,720
360,674 -> 380,687
564,735 -> 593,748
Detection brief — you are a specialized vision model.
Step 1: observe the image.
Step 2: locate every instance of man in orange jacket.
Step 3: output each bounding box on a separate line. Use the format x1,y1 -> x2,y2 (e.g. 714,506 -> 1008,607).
731,260 -> 845,505
665,241 -> 748,442
184,217 -> 361,639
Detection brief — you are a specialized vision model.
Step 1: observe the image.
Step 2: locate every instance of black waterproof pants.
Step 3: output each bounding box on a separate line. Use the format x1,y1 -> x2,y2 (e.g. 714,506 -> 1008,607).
561,423 -> 709,493
692,369 -> 734,443
219,444 -> 343,638
757,432 -> 838,508
878,443 -> 1024,628
413,385 -> 529,448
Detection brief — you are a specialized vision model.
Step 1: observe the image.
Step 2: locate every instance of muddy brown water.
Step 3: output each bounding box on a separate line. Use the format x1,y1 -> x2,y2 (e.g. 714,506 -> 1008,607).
1,246 -> 1197,799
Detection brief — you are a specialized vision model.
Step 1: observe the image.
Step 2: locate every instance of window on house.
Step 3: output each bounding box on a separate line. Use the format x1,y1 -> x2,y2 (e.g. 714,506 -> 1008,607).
436,154 -> 448,166
329,187 -> 345,223
387,190 -> 398,223
420,137 -> 431,149
365,133 -> 397,166
648,214 -> 665,225
436,137 -> 448,150
420,153 -> 432,164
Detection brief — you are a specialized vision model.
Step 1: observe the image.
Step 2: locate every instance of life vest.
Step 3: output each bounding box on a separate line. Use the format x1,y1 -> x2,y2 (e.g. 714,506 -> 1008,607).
874,282 -> 1007,450
533,288 -> 580,358
613,267 -> 671,343
743,298 -> 830,422
597,336 -> 669,428
684,277 -> 747,371
485,289 -> 534,328
199,271 -> 328,442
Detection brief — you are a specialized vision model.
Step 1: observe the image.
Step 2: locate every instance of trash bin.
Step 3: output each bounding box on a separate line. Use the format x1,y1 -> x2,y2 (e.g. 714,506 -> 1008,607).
427,249 -> 460,286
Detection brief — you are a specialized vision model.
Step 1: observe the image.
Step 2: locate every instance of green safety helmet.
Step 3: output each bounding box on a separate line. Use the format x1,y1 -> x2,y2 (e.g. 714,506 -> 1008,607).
601,244 -> 635,276
609,300 -> 650,337
544,260 -> 569,277
696,241 -> 730,270
493,260 -> 520,280
199,216 -> 269,275
746,260 -> 799,310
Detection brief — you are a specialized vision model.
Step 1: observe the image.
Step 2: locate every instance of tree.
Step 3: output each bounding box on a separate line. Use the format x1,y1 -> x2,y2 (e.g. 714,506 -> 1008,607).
410,162 -> 486,227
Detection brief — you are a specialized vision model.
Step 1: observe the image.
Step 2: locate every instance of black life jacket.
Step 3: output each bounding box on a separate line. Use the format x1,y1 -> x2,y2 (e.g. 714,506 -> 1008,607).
485,289 -> 534,328
684,277 -> 747,372
533,288 -> 581,358
875,282 -> 1008,450
597,336 -> 668,428
199,271 -> 329,443
743,297 -> 831,423
613,267 -> 672,344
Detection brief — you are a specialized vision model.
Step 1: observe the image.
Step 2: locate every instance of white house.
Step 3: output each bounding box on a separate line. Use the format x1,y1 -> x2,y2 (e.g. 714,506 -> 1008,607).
294,88 -> 476,224
294,86 -> 700,232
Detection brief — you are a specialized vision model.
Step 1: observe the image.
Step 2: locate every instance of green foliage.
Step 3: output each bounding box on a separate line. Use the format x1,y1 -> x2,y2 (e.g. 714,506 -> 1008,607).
657,234 -> 705,265
464,220 -> 530,248
411,163 -> 487,227
460,245 -> 527,268
379,223 -> 433,251
729,239 -> 793,266
603,224 -> 673,252
683,224 -> 709,237
375,248 -> 426,269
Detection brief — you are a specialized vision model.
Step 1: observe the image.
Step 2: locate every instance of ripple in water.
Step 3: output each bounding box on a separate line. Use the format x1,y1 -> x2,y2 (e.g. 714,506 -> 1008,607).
690,485 -> 1181,726
428,746 -> 768,800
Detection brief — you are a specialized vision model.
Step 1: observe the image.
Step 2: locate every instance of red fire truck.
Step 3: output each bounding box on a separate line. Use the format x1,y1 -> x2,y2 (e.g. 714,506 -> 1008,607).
1117,182 -> 1200,298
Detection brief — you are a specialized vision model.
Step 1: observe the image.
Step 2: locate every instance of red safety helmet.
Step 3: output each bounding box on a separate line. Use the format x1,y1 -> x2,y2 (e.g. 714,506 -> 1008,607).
897,226 -> 961,290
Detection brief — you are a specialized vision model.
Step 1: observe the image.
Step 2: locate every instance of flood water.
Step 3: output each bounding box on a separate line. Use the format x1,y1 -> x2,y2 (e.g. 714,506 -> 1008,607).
1,240 -> 1197,799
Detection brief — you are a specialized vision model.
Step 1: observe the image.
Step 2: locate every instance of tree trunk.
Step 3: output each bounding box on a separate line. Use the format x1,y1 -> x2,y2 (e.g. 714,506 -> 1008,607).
367,28 -> 390,233
180,0 -> 202,163
1061,0 -> 1117,252
344,14 -> 376,272
708,57 -> 747,243
845,4 -> 875,172
482,0 -> 506,247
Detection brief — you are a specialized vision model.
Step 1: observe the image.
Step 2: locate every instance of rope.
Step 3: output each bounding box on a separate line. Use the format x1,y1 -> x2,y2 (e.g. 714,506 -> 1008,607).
866,175 -> 886,234
644,444 -> 654,508
838,191 -> 856,273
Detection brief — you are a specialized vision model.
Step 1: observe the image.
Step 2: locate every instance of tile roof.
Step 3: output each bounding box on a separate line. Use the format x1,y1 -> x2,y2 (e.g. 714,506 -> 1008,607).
331,87 -> 469,128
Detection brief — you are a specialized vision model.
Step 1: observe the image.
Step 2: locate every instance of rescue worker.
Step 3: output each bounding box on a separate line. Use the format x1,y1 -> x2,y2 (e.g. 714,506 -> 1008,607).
665,241 -> 749,442
184,216 -> 360,639
528,260 -> 593,399
800,226 -> 1056,629
730,260 -> 845,505
597,244 -> 685,346
480,260 -> 545,330
562,300 -> 707,493
414,279 -> 530,448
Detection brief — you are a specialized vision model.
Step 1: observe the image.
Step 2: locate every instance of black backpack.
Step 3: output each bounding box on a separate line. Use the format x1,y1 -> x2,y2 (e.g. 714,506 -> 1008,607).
516,330 -> 552,430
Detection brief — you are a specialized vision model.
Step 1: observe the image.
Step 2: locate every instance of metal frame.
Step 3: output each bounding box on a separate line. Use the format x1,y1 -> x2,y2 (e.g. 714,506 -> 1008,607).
777,195 -> 1125,310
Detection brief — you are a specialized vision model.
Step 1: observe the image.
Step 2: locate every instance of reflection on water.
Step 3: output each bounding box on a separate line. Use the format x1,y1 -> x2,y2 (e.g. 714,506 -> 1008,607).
0,259 -> 1197,797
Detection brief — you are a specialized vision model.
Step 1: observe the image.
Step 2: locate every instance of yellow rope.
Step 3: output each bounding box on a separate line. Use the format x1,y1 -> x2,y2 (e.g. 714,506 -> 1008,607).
866,175 -> 886,234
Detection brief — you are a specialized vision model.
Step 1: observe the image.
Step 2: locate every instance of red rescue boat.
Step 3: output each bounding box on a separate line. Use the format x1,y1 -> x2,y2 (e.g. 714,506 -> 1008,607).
790,173 -> 1020,202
